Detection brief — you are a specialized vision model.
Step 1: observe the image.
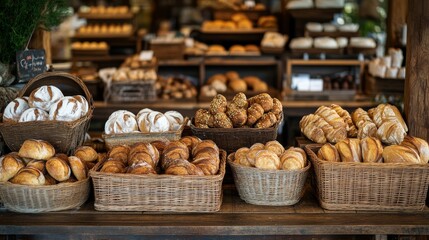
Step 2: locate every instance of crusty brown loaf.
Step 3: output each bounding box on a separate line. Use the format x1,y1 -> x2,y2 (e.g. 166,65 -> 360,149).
191,140 -> 220,175
209,94 -> 227,115
330,104 -> 358,137
225,71 -> 240,81
100,159 -> 126,173
195,109 -> 214,128
376,121 -> 406,145
161,141 -> 190,169
127,161 -> 156,174
10,166 -> 46,186
247,103 -> 264,126
213,112 -> 233,128
255,112 -> 277,128
317,143 -> 340,162
179,136 -> 202,153
74,146 -> 98,162
54,153 -> 69,162
68,156 -> 88,180
26,159 -> 46,173
18,139 -> 55,160
0,153 -> 25,182
46,157 -> 71,182
360,137 -> 383,163
400,136 -> 429,164
248,93 -> 273,112
226,103 -> 247,127
150,140 -> 170,154
382,145 -> 420,164
229,79 -> 247,92
129,143 -> 159,168
369,104 -> 407,145
335,138 -> 362,162
165,159 -> 204,176
254,150 -> 280,170
108,145 -> 130,164
351,108 -> 377,139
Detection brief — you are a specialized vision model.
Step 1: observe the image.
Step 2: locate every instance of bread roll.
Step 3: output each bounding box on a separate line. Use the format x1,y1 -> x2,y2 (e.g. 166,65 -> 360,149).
280,148 -> 305,170
136,108 -> 153,120
247,103 -> 264,126
28,85 -> 64,111
192,140 -> 219,156
213,112 -> 233,128
233,147 -> 250,165
360,137 -> 383,163
229,45 -> 246,53
105,110 -> 138,134
272,98 -> 283,120
376,121 -> 406,145
54,153 -> 69,162
401,136 -> 429,164
161,141 -> 190,169
254,150 -> 280,170
164,159 -> 204,176
229,79 -> 247,92
179,136 -> 202,153
129,143 -> 159,168
68,156 -> 88,180
100,159 -> 126,173
3,98 -> 29,122
237,19 -> 252,30
315,106 -> 347,129
195,109 -> 214,128
335,138 -> 362,162
317,143 -> 340,162
49,96 -> 84,121
225,71 -> 240,81
164,111 -> 184,131
108,145 -> 130,164
226,103 -> 247,127
383,145 -> 420,164
0,153 -> 25,182
27,159 -> 46,173
255,112 -> 277,128
264,140 -> 284,157
245,149 -> 259,166
351,108 -> 377,139
330,104 -> 357,137
46,157 -> 71,181
207,74 -> 227,84
74,146 -> 98,162
231,92 -> 248,109
248,93 -> 273,112
192,156 -> 219,175
10,167 -> 45,186
18,108 -> 49,122
209,94 -> 227,115
18,139 -> 55,160
127,161 -> 156,174
72,95 -> 89,117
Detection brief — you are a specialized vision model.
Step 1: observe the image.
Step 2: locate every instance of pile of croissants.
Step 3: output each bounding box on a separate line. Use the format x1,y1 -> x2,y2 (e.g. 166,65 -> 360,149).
195,93 -> 282,129
99,136 -> 221,176
300,103 -> 408,145
318,136 -> 429,164
0,139 -> 100,186
231,140 -> 307,170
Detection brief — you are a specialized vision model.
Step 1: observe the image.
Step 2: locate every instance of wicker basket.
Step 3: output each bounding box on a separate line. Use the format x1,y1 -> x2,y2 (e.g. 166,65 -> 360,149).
305,144 -> 429,211
190,116 -> 282,153
107,80 -> 157,103
228,154 -> 310,206
103,118 -> 188,150
0,178 -> 90,213
0,72 -> 93,154
90,150 -> 226,212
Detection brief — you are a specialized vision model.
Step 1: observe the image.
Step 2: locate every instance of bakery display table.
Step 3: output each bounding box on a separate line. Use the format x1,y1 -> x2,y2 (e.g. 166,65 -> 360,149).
1,185 -> 429,239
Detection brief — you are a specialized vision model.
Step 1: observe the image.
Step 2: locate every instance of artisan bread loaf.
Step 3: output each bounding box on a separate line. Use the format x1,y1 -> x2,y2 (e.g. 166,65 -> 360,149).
360,137 -> 383,163
400,136 -> 429,164
105,110 -> 138,134
10,166 -> 45,185
382,145 -> 420,164
46,157 -> 71,181
74,146 -> 98,162
18,139 -> 55,160
28,85 -> 64,112
18,108 -> 48,122
49,96 -> 84,121
335,138 -> 362,162
317,143 -> 340,162
3,98 -> 29,122
108,145 -> 130,164
164,159 -> 204,176
0,153 -> 25,182
164,111 -> 184,131
68,156 -> 88,180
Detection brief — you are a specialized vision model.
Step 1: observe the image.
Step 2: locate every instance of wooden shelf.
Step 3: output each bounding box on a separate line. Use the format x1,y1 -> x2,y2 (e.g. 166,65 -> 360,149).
78,12 -> 134,20
287,8 -> 344,20
287,59 -> 365,66
205,58 -> 278,66
71,55 -> 129,62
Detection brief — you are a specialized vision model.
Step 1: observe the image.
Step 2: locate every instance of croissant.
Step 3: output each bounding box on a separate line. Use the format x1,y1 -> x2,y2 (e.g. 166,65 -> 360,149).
248,93 -> 273,112
299,114 -> 327,144
315,106 -> 347,129
351,108 -> 377,139
226,103 -> 247,127
161,141 -> 190,169
330,104 -> 358,137
247,103 -> 264,126
255,112 -> 277,128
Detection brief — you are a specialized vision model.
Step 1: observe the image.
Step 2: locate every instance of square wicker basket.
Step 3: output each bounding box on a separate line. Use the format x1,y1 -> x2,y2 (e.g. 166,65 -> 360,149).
305,144 -> 429,212
228,154 -> 310,206
89,150 -> 226,212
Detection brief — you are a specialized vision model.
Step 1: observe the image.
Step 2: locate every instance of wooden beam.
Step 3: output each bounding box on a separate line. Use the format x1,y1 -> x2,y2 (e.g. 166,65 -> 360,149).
386,0 -> 408,48
404,0 -> 429,140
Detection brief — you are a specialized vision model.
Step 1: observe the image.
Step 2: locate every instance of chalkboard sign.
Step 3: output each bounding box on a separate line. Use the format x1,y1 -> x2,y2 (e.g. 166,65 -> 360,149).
16,49 -> 46,83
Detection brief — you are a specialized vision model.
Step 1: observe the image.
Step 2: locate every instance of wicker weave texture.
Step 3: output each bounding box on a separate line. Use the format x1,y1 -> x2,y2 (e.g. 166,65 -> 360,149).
109,81 -> 157,102
305,144 -> 429,211
90,150 -> 226,212
0,178 -> 90,213
228,155 -> 310,206
103,118 -> 188,150
0,72 -> 93,154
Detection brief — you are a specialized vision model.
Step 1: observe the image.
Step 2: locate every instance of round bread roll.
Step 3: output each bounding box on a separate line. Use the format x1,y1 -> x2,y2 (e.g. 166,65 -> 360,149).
237,20 -> 252,30
290,37 -> 313,49
222,21 -> 237,30
0,153 -> 25,182
136,108 -> 153,120
225,71 -> 240,81
68,156 -> 88,180
129,143 -> 160,168
28,85 -> 64,111
314,37 -> 338,49
127,161 -> 156,175
234,147 -> 250,165
46,157 -> 71,181
139,111 -> 170,133
27,159 -> 46,173
350,37 -> 376,48
306,22 -> 323,32
213,112 -> 233,128
105,110 -> 138,134
18,108 -> 48,122
230,45 -> 246,53
18,139 -> 55,160
251,143 -> 265,151
231,13 -> 247,23
201,85 -> 217,97
317,143 -> 340,162
254,150 -> 280,170
280,151 -> 304,170
264,141 -> 285,157
244,44 -> 259,53
49,96 -> 84,121
209,94 -> 227,115
229,79 -> 247,92
73,95 -> 89,117
323,23 -> 336,32
10,167 -> 45,186
208,45 -> 226,53
3,98 -> 29,122
74,146 -> 98,162
207,74 -> 227,84
164,111 -> 184,131
211,80 -> 227,93
100,159 -> 126,173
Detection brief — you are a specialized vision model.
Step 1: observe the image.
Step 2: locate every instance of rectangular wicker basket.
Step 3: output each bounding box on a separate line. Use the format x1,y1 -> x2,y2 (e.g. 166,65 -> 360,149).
107,80 -> 157,103
228,154 -> 310,206
190,116 -> 282,153
305,144 -> 429,212
0,72 -> 93,154
0,178 -> 90,213
90,150 -> 226,212
102,118 -> 188,150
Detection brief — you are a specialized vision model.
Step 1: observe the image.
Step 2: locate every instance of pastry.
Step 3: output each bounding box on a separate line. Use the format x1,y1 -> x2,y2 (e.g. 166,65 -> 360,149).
74,146 -> 98,162
317,143 -> 340,162
351,108 -> 377,139
330,104 -> 357,137
255,112 -> 277,128
18,139 -> 55,160
104,110 -> 138,134
376,121 -> 406,145
0,153 -> 25,182
280,147 -> 306,170
9,167 -> 45,186
226,103 -> 247,127
272,98 -> 283,120
315,106 -> 347,129
360,137 -> 383,163
299,114 -> 327,143
335,138 -> 362,162
46,157 -> 71,181
28,85 -> 64,111
231,92 -> 248,109
247,103 -> 264,126
264,140 -> 284,157
248,93 -> 273,112
18,108 -> 49,122
213,112 -> 233,128
254,150 -> 280,170
195,109 -> 214,128
68,156 -> 88,180
400,136 -> 429,164
382,145 -> 420,164
2,97 -> 29,122
233,147 -> 250,165
209,94 -> 227,115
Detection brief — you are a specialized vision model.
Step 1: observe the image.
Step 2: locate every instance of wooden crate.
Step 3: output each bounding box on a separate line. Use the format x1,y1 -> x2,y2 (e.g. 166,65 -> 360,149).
150,41 -> 185,60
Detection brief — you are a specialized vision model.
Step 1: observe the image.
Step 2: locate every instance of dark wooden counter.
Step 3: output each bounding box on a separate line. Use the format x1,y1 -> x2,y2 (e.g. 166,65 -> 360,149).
1,186 -> 429,238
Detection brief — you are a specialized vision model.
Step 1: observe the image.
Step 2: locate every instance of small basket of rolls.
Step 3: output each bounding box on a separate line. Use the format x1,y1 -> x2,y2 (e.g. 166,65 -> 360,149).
0,72 -> 93,154
102,108 -> 188,150
191,92 -> 283,153
228,141 -> 310,206
0,140 -> 96,213
303,107 -> 429,211
90,136 -> 226,212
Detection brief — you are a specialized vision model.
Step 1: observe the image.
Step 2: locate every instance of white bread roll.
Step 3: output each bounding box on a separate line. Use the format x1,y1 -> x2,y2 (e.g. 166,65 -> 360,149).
18,108 -> 49,122
306,22 -> 323,32
315,0 -> 345,8
145,111 -> 170,133
3,98 -> 30,122
105,110 -> 138,134
136,108 -> 153,120
164,111 -> 184,131
339,23 -> 359,32
336,37 -> 348,48
314,37 -> 338,49
350,37 -> 376,48
323,23 -> 336,32
73,95 -> 89,117
49,96 -> 84,121
290,37 -> 313,49
28,85 -> 64,111
211,80 -> 227,93
287,0 -> 313,9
